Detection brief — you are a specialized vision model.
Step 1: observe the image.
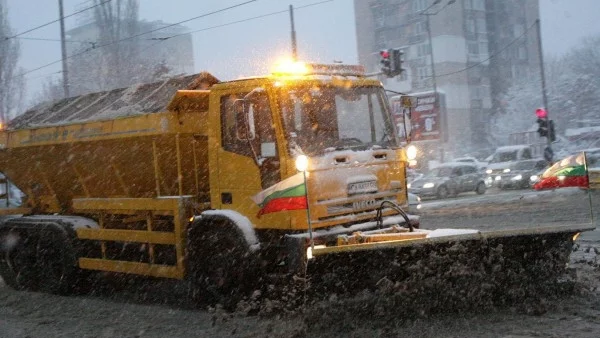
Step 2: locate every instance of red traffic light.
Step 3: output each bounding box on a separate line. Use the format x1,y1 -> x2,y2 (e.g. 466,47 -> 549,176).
380,50 -> 390,58
535,108 -> 548,119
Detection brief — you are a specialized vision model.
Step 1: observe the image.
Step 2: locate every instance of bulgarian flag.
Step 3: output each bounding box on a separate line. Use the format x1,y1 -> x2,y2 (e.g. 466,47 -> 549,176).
534,152 -> 589,190
252,173 -> 307,216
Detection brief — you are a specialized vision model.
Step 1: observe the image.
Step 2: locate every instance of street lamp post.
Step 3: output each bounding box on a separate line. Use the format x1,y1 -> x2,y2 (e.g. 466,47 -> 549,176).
420,0 -> 455,163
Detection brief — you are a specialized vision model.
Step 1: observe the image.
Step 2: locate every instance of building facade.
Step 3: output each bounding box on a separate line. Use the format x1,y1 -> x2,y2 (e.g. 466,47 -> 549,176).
64,20 -> 194,96
354,0 -> 539,158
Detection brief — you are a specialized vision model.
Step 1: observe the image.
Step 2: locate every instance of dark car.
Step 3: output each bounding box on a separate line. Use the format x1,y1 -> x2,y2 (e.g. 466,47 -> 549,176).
496,159 -> 548,189
408,162 -> 487,199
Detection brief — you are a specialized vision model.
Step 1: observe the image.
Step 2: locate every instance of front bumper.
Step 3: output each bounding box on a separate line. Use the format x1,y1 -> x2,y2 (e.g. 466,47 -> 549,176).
408,187 -> 437,197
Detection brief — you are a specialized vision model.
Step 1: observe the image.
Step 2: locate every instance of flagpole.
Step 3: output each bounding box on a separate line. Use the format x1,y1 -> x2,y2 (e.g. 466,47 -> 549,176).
584,152 -> 595,225
303,169 -> 314,250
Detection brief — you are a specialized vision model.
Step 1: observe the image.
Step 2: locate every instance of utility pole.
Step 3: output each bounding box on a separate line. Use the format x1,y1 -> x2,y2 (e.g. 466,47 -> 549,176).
59,0 -> 70,98
421,0 -> 455,163
289,4 -> 297,60
536,19 -> 553,161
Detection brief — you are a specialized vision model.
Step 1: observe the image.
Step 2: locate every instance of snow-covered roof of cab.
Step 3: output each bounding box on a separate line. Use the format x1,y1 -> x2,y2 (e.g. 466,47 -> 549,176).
9,72 -> 220,129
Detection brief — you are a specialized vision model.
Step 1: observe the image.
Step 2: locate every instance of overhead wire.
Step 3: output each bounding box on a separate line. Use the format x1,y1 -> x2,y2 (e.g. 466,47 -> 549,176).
1,0 -> 112,43
148,0 -> 333,42
13,0 -> 258,80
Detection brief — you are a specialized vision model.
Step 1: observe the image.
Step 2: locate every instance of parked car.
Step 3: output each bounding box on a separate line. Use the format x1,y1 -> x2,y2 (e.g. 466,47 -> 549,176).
452,156 -> 488,171
495,159 -> 549,189
408,162 -> 487,199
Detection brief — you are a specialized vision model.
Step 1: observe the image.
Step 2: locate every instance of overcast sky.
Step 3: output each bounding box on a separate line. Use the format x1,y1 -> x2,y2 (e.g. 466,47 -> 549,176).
5,0 -> 600,109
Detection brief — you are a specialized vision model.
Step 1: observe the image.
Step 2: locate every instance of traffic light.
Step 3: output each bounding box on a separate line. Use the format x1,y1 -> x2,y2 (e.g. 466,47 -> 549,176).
380,50 -> 392,77
537,118 -> 556,141
548,119 -> 556,142
537,118 -> 548,137
380,48 -> 404,78
390,48 -> 404,76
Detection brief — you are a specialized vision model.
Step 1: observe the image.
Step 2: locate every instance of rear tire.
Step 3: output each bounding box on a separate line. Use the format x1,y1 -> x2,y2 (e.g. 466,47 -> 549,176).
0,228 -> 78,295
476,182 -> 486,195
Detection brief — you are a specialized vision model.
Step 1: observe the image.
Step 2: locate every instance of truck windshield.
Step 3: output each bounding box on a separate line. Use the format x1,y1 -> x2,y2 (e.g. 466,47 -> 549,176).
278,85 -> 398,156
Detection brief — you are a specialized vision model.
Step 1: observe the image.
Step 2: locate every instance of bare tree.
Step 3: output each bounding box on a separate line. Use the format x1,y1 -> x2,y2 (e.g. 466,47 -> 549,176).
0,0 -> 25,122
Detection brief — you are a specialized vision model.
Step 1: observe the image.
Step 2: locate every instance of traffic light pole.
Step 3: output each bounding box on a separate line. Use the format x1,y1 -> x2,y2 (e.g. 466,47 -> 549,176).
536,19 -> 552,161
424,13 -> 444,163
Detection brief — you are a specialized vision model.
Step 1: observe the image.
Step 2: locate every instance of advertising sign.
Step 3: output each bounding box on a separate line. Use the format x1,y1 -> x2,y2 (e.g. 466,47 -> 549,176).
390,92 -> 441,142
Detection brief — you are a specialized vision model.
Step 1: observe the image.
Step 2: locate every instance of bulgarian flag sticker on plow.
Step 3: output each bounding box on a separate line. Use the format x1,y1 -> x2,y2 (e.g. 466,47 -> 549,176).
252,173 -> 307,216
534,152 -> 589,190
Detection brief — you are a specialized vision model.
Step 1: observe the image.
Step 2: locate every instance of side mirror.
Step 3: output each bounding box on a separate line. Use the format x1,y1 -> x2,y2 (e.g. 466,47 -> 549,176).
234,99 -> 256,141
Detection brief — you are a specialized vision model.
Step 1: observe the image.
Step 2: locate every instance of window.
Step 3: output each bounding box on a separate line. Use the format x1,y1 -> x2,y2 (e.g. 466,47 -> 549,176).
418,66 -> 431,80
517,46 -> 527,60
476,18 -> 487,33
466,19 -> 475,33
415,21 -> 426,35
468,42 -> 479,55
514,24 -> 524,37
418,43 -> 431,56
473,0 -> 485,10
414,0 -> 428,12
220,91 -> 276,159
522,149 -> 532,159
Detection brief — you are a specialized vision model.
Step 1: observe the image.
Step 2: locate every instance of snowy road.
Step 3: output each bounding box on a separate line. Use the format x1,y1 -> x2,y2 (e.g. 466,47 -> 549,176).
1,187 -> 600,337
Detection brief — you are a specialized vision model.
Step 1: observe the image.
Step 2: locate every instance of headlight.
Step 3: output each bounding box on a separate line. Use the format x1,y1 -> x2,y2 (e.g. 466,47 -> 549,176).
423,182 -> 435,188
406,145 -> 417,161
530,175 -> 539,182
486,169 -> 492,174
511,174 -> 523,181
295,155 -> 309,172
503,168 -> 511,173
407,183 -> 412,189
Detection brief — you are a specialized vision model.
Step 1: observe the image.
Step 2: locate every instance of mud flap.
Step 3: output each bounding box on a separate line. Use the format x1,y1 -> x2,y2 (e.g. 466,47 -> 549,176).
303,224 -> 594,312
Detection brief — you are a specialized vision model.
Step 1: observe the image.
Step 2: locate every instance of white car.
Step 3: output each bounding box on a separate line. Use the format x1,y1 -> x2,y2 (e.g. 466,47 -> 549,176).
452,156 -> 488,171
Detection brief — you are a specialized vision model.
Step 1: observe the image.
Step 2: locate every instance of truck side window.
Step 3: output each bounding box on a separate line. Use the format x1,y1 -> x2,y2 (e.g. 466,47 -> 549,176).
522,149 -> 532,159
220,92 -> 280,188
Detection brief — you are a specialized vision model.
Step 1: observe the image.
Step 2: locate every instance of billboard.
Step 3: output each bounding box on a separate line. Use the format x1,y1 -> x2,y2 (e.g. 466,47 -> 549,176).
390,92 -> 443,142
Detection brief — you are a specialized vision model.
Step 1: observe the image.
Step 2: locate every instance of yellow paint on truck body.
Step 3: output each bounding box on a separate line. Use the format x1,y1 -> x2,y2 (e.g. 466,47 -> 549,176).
0,72 -> 409,278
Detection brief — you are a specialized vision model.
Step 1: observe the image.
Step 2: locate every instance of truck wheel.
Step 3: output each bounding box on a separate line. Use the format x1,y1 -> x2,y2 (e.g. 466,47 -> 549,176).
437,186 -> 449,199
188,222 -> 257,309
0,228 -> 77,295
0,230 -> 39,291
476,182 -> 486,195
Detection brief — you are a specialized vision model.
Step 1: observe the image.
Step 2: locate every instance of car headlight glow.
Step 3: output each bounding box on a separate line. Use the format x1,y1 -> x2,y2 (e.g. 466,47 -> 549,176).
406,145 -> 418,161
511,174 -> 523,181
295,155 -> 309,172
503,168 -> 511,173
407,183 -> 412,189
530,175 -> 539,182
423,182 -> 435,188
486,169 -> 492,174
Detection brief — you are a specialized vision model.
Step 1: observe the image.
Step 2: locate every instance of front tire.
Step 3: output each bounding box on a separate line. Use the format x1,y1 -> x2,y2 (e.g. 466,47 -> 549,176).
187,222 -> 258,309
476,182 -> 486,195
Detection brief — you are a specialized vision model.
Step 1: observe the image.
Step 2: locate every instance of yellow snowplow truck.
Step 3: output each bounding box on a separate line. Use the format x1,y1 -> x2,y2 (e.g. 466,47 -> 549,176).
0,61 -> 593,309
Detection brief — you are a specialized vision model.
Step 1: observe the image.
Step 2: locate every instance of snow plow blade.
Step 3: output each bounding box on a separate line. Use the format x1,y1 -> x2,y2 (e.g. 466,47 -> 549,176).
303,224 -> 595,310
